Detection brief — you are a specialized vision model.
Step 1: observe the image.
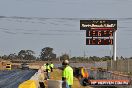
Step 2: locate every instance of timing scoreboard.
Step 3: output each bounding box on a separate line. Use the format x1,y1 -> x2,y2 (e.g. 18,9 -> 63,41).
80,20 -> 117,45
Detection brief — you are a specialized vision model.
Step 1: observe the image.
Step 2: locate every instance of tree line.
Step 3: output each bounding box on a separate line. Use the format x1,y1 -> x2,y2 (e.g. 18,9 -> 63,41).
0,47 -> 132,61
0,47 -> 56,61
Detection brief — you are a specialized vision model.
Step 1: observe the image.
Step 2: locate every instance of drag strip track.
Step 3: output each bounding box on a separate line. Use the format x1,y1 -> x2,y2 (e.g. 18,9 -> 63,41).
0,69 -> 37,88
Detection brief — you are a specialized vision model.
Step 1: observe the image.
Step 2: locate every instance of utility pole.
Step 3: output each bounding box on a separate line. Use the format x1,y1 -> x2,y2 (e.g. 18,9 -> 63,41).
128,58 -> 130,73
84,50 -> 86,59
58,56 -> 60,62
69,50 -> 71,59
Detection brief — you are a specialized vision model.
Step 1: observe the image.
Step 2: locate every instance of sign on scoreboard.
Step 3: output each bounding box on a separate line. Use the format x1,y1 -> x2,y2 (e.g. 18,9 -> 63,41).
80,20 -> 117,45
80,20 -> 117,30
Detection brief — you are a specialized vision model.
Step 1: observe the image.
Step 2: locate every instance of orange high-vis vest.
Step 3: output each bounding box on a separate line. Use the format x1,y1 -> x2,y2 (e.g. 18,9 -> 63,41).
81,67 -> 89,78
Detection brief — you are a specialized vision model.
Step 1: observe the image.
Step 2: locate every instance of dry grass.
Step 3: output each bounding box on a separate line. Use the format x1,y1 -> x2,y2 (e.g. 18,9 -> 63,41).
50,69 -> 93,88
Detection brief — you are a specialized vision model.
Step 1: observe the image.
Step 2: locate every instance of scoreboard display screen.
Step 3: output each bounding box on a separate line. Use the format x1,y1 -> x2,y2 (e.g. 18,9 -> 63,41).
86,38 -> 113,45
86,30 -> 113,37
80,20 -> 117,45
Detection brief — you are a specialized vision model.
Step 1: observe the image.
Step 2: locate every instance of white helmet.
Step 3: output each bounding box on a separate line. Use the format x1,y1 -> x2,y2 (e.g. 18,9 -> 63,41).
64,60 -> 69,64
62,59 -> 69,65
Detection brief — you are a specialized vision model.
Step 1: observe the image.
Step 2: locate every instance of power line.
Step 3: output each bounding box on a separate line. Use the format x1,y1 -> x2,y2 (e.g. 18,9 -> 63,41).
1,16 -> 132,21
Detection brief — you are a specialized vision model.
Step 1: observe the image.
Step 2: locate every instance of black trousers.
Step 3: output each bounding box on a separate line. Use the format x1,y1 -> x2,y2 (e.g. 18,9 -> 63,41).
69,85 -> 72,88
50,67 -> 53,72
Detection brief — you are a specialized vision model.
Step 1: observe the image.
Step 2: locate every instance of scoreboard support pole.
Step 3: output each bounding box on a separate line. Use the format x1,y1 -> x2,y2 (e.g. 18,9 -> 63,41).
113,30 -> 117,61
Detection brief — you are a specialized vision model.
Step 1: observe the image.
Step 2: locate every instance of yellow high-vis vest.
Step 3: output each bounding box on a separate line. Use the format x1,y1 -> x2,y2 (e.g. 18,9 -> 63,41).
62,66 -> 73,85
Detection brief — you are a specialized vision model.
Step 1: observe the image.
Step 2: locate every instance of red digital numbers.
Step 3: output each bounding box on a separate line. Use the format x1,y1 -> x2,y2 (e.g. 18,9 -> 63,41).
86,38 -> 113,45
86,30 -> 113,37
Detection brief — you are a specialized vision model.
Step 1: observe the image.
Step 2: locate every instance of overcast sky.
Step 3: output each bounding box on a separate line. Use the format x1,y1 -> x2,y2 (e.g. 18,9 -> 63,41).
0,0 -> 132,57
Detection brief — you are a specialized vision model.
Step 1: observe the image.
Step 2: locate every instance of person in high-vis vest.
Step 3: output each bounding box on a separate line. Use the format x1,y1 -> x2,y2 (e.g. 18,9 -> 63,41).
50,62 -> 54,72
43,63 -> 46,72
46,63 -> 50,79
81,67 -> 89,78
62,60 -> 73,88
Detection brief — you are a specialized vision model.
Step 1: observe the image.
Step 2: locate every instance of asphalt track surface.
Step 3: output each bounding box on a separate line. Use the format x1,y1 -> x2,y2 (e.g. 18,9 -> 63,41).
0,69 -> 37,88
